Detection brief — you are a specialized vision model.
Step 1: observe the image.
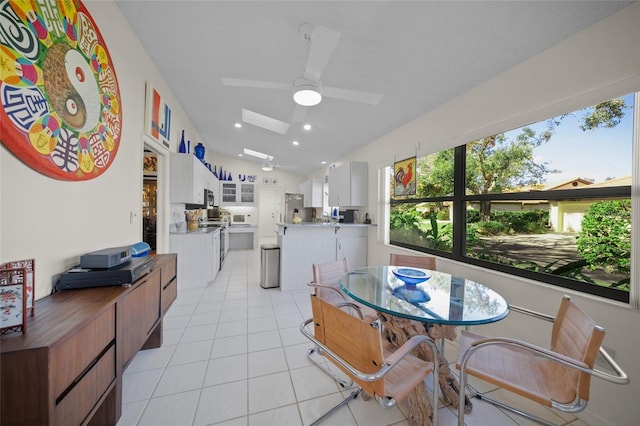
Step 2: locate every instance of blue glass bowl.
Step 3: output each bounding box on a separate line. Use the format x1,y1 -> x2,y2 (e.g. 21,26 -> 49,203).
392,285 -> 431,303
392,267 -> 430,286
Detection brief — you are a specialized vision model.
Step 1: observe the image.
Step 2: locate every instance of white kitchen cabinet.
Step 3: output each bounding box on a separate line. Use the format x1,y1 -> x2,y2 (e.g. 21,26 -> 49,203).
328,161 -> 368,206
298,178 -> 323,208
336,226 -> 367,269
277,224 -> 368,291
204,170 -> 220,206
169,229 -> 218,289
170,153 -> 207,204
213,231 -> 221,273
221,182 -> 255,205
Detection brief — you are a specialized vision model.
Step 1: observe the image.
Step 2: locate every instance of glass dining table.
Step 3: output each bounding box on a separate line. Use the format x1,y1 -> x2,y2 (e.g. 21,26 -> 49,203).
340,266 -> 509,326
339,265 -> 510,417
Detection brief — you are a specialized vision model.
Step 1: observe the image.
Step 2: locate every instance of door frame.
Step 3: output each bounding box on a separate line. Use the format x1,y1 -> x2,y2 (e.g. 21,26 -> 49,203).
142,134 -> 170,253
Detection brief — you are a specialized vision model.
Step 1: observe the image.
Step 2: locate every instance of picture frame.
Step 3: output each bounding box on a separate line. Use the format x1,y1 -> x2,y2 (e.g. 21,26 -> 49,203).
0,259 -> 35,317
394,156 -> 416,196
0,268 -> 28,335
144,81 -> 172,149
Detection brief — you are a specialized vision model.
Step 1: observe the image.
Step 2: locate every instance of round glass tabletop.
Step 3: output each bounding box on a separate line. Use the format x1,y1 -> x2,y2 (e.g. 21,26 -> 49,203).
340,266 -> 509,325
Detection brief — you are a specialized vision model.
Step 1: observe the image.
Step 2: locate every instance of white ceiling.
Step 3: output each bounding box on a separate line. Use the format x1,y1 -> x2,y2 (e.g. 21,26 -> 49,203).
116,1 -> 631,176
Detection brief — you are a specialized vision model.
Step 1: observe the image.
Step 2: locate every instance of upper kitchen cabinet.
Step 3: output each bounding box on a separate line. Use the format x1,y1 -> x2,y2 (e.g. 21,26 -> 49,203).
328,161 -> 368,207
170,153 -> 206,204
221,182 -> 255,206
204,170 -> 220,206
298,178 -> 323,208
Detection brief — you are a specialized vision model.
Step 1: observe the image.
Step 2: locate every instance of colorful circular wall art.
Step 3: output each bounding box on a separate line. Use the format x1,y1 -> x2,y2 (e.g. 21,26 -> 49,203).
0,0 -> 122,181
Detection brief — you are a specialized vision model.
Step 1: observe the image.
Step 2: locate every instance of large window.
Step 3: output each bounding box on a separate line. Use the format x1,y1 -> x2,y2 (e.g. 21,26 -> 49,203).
389,94 -> 634,302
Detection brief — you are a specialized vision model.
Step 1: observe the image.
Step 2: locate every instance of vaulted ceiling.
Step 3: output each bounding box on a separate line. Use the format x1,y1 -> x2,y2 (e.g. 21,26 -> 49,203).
117,1 -> 631,176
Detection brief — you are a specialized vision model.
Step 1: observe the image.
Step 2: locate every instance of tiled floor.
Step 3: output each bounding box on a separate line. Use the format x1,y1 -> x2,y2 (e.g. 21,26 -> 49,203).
117,241 -> 589,426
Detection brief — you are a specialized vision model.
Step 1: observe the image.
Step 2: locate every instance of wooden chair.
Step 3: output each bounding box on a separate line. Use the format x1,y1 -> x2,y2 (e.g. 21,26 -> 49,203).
456,296 -> 629,426
301,294 -> 439,426
308,258 -> 379,387
389,253 -> 436,270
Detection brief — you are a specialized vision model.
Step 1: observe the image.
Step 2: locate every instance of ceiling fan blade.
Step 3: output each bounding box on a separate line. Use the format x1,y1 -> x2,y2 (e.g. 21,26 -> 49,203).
323,86 -> 384,106
242,109 -> 290,134
222,78 -> 290,90
303,24 -> 341,82
291,104 -> 308,123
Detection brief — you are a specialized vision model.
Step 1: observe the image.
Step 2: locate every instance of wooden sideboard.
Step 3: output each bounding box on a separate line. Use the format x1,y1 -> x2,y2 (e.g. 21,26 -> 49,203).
0,253 -> 177,425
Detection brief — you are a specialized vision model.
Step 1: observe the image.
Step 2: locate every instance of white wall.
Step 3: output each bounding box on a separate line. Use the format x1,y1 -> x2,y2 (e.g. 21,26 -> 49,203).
0,1 -> 304,300
309,4 -> 639,425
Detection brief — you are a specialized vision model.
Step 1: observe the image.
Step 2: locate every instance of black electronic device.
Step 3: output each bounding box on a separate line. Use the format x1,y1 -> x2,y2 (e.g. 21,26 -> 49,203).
80,246 -> 132,269
57,257 -> 154,291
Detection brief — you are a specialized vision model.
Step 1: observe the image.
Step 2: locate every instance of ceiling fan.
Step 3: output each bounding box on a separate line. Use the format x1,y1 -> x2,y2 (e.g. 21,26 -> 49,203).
222,23 -> 383,134
242,147 -> 293,172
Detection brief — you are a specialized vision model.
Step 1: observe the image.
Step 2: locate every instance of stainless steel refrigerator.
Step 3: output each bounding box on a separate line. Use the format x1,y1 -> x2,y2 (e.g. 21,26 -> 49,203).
284,193 -> 312,223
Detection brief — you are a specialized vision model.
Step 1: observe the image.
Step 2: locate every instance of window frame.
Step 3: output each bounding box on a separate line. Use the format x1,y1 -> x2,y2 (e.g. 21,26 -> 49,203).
389,102 -> 635,303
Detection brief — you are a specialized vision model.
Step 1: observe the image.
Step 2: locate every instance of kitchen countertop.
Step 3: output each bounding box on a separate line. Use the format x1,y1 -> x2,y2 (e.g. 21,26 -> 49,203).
276,222 -> 374,227
170,227 -> 220,235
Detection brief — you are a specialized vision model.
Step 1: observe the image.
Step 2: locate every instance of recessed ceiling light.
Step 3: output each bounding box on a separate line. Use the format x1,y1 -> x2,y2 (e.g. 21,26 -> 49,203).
238,153 -> 243,157
292,140 -> 299,146
321,161 -> 327,165
303,124 -> 311,131
234,122 -> 242,128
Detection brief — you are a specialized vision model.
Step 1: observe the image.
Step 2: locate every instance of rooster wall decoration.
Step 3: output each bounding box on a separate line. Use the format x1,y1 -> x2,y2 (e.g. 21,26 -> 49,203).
394,156 -> 416,196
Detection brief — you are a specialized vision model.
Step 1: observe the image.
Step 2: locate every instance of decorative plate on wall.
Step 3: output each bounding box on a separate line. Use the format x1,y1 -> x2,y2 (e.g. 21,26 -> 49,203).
0,0 -> 122,181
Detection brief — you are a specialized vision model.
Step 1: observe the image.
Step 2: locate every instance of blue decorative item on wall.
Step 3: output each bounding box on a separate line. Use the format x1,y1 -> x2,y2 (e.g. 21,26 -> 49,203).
194,143 -> 205,161
179,130 -> 187,153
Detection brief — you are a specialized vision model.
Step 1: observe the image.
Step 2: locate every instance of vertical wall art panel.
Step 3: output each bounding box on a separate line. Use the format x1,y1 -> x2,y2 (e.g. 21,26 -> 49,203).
0,0 -> 122,180
144,81 -> 171,149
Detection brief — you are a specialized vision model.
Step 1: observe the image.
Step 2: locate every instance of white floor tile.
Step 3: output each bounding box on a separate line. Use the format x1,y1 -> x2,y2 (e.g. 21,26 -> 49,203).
138,389 -> 200,426
180,323 -> 217,343
125,345 -> 176,374
248,403 -> 302,426
248,347 -> 289,377
121,368 -> 164,402
211,334 -> 248,358
248,371 -> 297,414
297,392 -> 357,426
194,381 -> 248,425
153,360 -> 207,397
204,354 -> 248,386
248,329 -> 282,352
169,340 -> 213,365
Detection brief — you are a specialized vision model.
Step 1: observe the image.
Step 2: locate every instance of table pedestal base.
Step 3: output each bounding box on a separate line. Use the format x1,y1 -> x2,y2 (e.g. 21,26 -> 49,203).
379,312 -> 473,418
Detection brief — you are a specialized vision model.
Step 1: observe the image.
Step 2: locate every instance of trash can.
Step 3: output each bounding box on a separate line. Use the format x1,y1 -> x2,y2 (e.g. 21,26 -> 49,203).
260,244 -> 280,288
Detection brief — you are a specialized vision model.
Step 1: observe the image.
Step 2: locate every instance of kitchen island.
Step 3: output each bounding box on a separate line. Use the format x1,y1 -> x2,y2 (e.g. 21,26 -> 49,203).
276,223 -> 370,291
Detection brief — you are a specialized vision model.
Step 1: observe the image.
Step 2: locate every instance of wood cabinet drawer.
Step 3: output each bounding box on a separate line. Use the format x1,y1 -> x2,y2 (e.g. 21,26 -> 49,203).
162,277 -> 177,314
51,305 -> 116,398
120,270 -> 161,367
161,256 -> 177,288
55,345 -> 115,425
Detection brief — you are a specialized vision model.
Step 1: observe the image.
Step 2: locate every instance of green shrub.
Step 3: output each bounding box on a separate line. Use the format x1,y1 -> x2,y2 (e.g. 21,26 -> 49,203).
466,209 -> 480,223
576,199 -> 631,274
477,220 -> 505,235
491,210 -> 548,233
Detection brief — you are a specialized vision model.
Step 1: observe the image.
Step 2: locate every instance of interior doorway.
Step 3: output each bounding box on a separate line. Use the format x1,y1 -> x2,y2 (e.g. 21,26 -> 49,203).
258,185 -> 282,239
142,135 -> 169,253
142,150 -> 158,251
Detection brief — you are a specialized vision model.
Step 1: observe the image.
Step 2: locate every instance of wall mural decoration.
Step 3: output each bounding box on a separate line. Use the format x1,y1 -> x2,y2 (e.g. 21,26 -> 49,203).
0,0 -> 122,181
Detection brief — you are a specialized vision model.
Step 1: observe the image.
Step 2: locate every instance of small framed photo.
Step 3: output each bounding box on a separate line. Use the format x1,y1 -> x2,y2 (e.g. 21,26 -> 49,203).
1,269 -> 27,335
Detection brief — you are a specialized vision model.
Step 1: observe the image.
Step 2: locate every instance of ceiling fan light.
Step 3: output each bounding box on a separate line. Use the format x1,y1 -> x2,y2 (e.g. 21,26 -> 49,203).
293,81 -> 322,106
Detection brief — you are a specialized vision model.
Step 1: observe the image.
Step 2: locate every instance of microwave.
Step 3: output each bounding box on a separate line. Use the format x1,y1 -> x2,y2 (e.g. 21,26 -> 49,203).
232,214 -> 246,224
186,189 -> 214,210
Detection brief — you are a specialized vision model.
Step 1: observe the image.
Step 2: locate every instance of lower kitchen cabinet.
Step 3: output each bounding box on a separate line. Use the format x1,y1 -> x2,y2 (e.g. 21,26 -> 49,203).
0,254 -> 177,425
277,224 -> 368,291
169,229 -> 219,289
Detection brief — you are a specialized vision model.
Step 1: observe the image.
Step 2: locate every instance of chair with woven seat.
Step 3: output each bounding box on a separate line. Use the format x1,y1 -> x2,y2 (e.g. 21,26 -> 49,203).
301,294 -> 440,426
456,295 -> 629,426
389,253 -> 437,270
